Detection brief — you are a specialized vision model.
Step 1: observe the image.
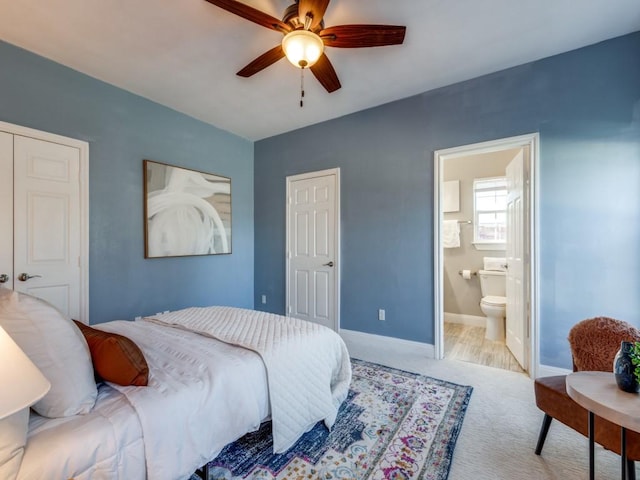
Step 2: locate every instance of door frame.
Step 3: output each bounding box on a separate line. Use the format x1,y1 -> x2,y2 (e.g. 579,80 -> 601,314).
285,168 -> 341,331
433,133 -> 539,378
0,121 -> 90,322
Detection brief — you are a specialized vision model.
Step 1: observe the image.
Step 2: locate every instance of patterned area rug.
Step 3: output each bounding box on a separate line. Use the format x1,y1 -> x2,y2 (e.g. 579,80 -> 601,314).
199,359 -> 472,480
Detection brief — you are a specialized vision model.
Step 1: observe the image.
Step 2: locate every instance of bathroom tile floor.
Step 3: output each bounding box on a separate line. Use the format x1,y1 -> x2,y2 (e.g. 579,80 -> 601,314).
444,322 -> 525,374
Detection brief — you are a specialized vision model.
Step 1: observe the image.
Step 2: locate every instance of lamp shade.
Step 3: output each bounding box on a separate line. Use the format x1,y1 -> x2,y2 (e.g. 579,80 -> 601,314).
0,325 -> 50,419
281,30 -> 324,68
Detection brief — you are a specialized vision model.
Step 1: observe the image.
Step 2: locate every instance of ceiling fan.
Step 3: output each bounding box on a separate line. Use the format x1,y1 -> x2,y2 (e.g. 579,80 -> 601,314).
204,0 -> 406,94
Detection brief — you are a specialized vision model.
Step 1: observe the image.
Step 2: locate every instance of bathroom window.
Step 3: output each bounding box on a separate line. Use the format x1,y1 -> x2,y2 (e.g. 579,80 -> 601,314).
473,177 -> 507,250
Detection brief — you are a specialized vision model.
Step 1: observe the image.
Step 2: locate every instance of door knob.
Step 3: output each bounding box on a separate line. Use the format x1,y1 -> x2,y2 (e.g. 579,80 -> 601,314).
0,274 -> 8,283
323,261 -> 334,267
18,273 -> 42,282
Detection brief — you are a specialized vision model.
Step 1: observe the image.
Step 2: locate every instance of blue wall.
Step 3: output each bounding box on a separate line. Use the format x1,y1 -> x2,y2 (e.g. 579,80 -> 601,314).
1,30 -> 637,369
255,32 -> 640,369
0,41 -> 255,324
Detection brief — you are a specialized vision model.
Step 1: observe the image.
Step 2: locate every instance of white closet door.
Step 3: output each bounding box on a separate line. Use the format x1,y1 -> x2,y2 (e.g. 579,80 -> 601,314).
13,135 -> 81,319
0,132 -> 13,290
287,172 -> 338,331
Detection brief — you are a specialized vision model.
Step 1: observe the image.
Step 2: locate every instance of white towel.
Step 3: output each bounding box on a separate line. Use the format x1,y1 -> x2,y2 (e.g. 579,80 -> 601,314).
442,220 -> 460,248
483,257 -> 507,271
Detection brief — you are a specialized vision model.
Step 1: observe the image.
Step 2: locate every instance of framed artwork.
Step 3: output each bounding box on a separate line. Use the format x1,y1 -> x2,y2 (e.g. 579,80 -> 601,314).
144,160 -> 231,258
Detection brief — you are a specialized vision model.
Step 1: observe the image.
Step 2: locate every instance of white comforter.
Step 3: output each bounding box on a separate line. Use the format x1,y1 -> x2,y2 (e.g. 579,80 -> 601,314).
18,384 -> 145,480
98,319 -> 270,480
146,306 -> 352,453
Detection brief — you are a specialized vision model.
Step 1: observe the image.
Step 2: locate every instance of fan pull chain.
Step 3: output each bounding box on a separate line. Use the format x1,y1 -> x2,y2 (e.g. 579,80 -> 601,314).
299,68 -> 305,108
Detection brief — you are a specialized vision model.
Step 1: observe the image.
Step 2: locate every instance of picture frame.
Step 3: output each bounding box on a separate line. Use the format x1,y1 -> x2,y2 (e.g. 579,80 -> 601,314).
143,160 -> 231,258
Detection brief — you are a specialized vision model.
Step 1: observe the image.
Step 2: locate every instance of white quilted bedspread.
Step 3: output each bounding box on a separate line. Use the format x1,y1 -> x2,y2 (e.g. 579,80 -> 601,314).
146,306 -> 352,453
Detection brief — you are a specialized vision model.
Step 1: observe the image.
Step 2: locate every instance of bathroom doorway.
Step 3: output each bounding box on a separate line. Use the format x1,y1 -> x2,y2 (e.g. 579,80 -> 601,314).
433,134 -> 539,378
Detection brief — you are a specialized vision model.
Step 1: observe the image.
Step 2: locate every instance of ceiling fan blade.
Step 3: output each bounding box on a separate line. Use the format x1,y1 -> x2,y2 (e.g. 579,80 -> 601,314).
204,0 -> 290,33
298,0 -> 330,30
310,53 -> 341,93
320,24 -> 406,48
237,45 -> 285,77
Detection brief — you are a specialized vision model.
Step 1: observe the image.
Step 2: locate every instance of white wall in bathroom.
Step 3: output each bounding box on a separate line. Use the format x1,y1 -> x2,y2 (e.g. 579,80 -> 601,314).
443,148 -> 519,317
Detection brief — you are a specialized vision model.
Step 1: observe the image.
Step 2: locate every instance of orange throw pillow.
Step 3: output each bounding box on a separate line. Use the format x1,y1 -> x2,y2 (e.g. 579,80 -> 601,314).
73,321 -> 149,386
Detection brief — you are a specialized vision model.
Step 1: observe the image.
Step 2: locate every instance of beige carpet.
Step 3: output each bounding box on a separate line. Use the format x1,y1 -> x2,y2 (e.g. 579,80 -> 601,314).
348,341 -> 632,480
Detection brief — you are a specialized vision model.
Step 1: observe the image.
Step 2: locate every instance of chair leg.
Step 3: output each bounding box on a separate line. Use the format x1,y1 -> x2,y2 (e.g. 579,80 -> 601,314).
628,460 -> 636,480
535,414 -> 553,455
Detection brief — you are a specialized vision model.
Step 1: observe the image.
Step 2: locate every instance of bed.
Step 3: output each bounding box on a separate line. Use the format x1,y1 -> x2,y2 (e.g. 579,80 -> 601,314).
0,290 -> 351,480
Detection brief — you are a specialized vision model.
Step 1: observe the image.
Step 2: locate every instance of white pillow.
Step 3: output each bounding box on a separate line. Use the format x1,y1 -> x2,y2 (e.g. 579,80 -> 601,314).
0,289 -> 97,417
0,409 -> 28,480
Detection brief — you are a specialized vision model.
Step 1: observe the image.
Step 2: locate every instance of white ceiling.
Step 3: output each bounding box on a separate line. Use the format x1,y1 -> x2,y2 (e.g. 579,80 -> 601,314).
0,0 -> 638,140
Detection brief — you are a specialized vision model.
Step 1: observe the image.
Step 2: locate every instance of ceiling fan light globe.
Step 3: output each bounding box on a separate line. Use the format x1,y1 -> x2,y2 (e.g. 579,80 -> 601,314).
282,30 -> 324,69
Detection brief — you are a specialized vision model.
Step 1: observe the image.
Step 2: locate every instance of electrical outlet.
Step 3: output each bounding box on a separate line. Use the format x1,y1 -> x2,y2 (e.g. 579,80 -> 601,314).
378,309 -> 385,321
261,295 -> 267,304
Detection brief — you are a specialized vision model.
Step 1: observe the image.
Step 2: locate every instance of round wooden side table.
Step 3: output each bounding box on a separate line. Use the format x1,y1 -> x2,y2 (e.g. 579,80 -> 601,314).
566,371 -> 640,480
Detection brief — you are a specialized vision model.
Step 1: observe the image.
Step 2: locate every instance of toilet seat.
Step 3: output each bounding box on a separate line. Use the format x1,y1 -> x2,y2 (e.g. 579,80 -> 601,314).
481,295 -> 506,306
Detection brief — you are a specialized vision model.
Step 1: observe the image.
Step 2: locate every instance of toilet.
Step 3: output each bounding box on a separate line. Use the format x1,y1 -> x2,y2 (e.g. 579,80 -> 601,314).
479,270 -> 506,341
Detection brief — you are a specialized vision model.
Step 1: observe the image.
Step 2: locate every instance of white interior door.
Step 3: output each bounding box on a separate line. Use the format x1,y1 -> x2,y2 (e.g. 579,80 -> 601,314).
506,149 -> 526,369
0,132 -> 13,291
286,170 -> 339,331
12,135 -> 82,319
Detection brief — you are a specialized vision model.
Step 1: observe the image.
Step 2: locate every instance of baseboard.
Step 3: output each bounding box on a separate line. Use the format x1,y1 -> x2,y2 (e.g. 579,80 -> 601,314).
340,329 -> 434,359
444,312 -> 486,328
536,364 -> 572,378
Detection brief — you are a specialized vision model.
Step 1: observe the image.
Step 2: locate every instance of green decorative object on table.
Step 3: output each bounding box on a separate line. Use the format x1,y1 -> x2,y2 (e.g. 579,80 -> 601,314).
631,341 -> 640,387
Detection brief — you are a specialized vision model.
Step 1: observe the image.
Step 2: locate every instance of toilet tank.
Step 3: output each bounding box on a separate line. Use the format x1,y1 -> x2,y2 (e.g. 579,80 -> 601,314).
479,270 -> 506,297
